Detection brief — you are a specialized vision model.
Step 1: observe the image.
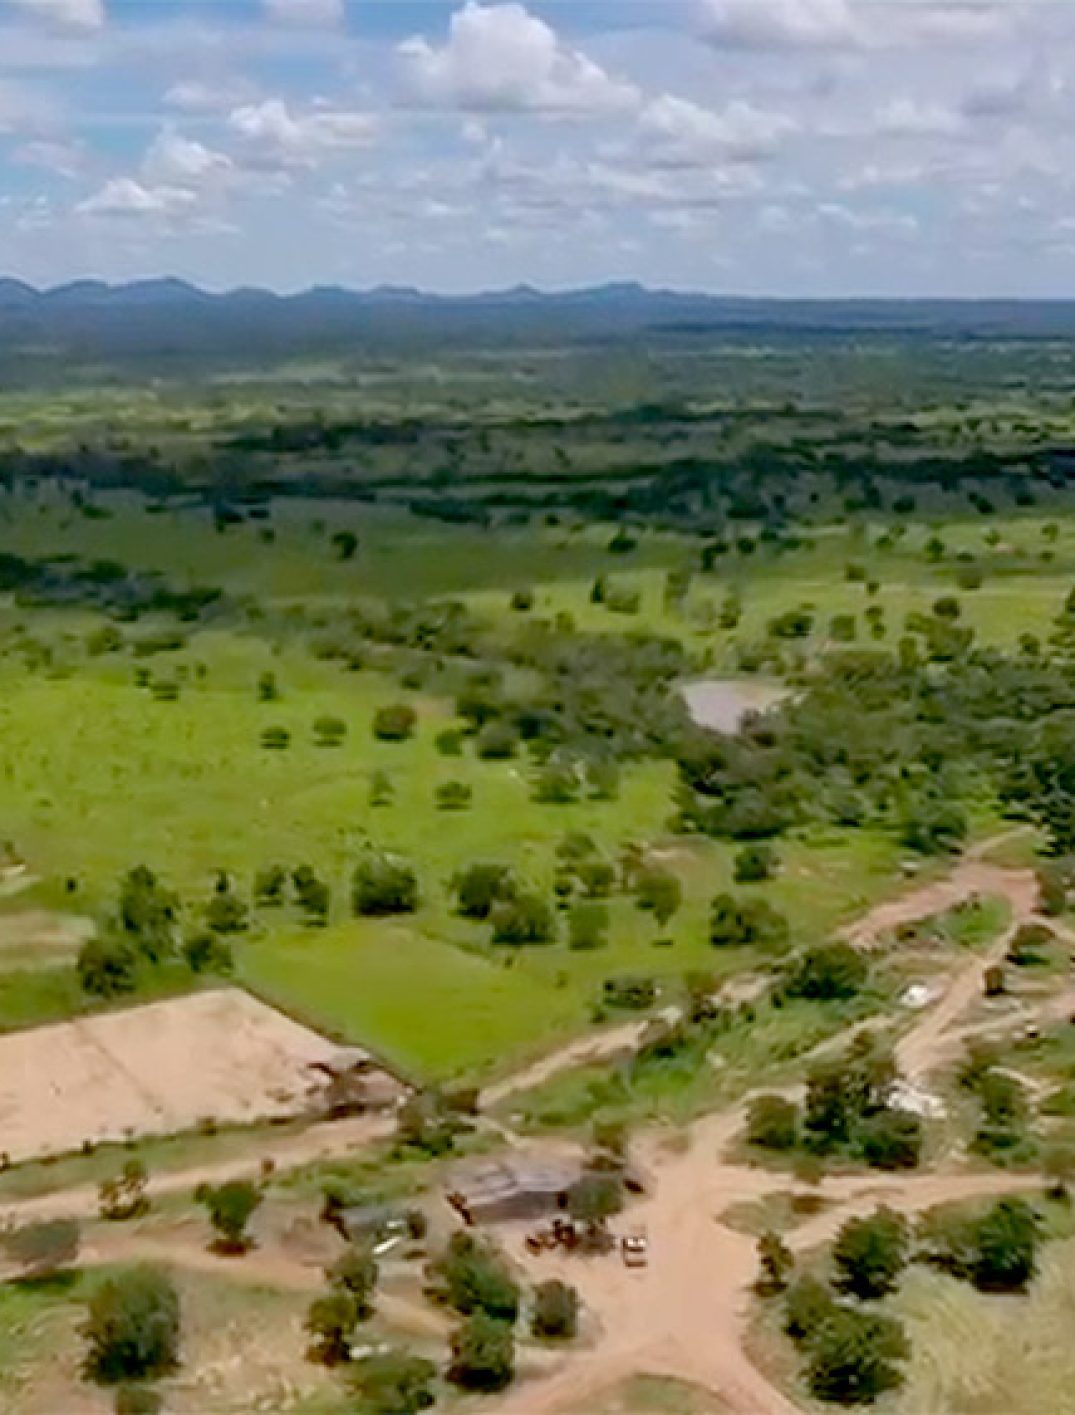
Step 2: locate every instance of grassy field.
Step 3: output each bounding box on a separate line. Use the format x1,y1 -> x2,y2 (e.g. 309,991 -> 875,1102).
0,611 -> 912,1077
0,490 -> 1057,1078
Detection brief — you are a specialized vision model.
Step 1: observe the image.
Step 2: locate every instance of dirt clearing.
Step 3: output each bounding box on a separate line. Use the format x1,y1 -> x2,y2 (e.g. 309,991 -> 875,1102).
0,988 -> 342,1163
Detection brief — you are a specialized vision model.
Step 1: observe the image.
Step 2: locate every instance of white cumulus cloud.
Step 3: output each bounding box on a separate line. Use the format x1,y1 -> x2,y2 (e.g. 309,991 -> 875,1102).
698,0 -> 858,50
143,130 -> 232,186
229,98 -> 378,168
6,0 -> 104,30
399,2 -> 638,115
76,177 -> 195,217
638,95 -> 794,166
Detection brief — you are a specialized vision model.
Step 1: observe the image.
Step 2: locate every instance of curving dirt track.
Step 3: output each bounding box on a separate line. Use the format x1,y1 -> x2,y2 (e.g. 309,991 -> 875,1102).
1,836 -> 1070,1415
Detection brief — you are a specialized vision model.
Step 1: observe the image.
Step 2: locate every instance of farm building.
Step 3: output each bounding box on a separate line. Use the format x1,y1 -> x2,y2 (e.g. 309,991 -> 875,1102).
446,1155 -> 583,1226
308,1047 -> 408,1116
327,1202 -> 409,1246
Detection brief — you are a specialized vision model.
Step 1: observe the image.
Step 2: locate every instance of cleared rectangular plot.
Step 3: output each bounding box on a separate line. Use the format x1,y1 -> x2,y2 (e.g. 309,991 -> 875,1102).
0,988 -> 341,1162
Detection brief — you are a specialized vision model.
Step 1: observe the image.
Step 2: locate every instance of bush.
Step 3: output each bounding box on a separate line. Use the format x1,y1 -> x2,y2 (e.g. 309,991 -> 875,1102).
710,894 -> 788,949
491,890 -> 556,945
805,1306 -> 909,1404
785,943 -> 868,1002
634,867 -> 682,928
783,1275 -> 836,1341
372,704 -> 417,742
567,1173 -> 623,1226
435,780 -> 473,811
78,934 -> 137,998
429,1232 -> 519,1322
734,844 -> 776,883
353,853 -> 419,916
99,1161 -> 150,1222
260,725 -> 290,750
475,720 -> 518,760
756,1230 -> 794,1294
969,1197 -> 1041,1291
449,1312 -> 515,1391
305,1289 -> 360,1365
82,1267 -> 180,1384
349,1350 -> 436,1413
832,1207 -> 909,1300
568,901 -> 609,951
4,1218 -> 80,1277
435,727 -> 464,757
451,862 -> 516,920
198,1180 -> 261,1254
510,588 -> 534,612
313,715 -> 347,747
182,930 -> 233,975
747,1095 -> 799,1151
602,975 -> 657,1010
857,1109 -> 923,1171
531,1280 -> 579,1339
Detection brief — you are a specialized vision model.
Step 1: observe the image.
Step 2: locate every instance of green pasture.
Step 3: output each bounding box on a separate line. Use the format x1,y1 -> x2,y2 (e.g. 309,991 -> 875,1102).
0,610 -> 914,1078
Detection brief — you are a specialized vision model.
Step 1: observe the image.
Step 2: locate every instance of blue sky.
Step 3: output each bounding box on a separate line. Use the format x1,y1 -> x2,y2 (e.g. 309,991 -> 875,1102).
0,0 -> 1072,295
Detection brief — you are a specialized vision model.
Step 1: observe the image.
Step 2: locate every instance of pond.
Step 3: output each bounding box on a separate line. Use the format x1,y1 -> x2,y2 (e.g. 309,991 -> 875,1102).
679,678 -> 791,735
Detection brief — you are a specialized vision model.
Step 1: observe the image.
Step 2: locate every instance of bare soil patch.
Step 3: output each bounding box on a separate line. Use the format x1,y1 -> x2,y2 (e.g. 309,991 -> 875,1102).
0,988 -> 342,1163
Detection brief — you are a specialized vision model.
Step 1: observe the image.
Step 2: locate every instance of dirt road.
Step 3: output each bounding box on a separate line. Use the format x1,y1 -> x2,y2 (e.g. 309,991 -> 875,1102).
1,836 -> 1068,1415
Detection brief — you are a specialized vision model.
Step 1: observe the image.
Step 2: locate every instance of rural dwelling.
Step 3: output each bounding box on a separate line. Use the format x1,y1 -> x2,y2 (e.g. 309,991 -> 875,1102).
446,1155 -> 583,1226
327,1201 -> 409,1246
307,1047 -> 408,1117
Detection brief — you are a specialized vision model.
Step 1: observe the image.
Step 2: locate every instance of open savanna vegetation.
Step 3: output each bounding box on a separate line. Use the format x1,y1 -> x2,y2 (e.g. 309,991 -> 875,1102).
8,325 -> 1075,1413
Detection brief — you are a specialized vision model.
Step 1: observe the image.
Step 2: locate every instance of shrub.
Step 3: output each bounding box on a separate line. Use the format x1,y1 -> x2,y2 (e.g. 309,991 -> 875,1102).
435,727 -> 464,756
372,704 -> 417,742
567,1173 -> 623,1225
313,715 -> 347,747
349,1350 -> 436,1413
785,943 -> 868,1001
475,720 -> 518,760
305,1289 -> 361,1365
490,891 -> 556,945
783,1275 -> 836,1341
353,853 -> 419,916
832,1207 -> 909,1300
857,1109 -> 923,1171
78,934 -> 137,998
734,844 -> 776,883
448,1313 -> 515,1392
602,975 -> 657,1010
568,901 -> 609,951
435,780 -> 473,810
510,588 -> 534,612
82,1267 -> 180,1384
531,1280 -> 579,1340
635,867 -> 683,928
747,1095 -> 799,1151
4,1218 -> 80,1277
969,1197 -> 1041,1291
805,1306 -> 909,1403
260,725 -> 290,750
99,1161 -> 150,1222
182,930 -> 233,975
756,1230 -> 794,1294
429,1232 -> 519,1323
452,862 -> 517,919
198,1180 -> 261,1254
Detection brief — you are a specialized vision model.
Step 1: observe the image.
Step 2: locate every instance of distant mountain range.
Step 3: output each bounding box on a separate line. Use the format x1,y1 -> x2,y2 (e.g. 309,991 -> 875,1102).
2,278 -> 1075,372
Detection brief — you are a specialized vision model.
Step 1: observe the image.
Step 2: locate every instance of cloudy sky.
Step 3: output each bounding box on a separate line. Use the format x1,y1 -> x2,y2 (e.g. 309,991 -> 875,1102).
0,0 -> 1071,294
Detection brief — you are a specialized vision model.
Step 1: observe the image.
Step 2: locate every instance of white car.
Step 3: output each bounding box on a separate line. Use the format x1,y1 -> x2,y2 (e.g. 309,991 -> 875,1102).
621,1230 -> 649,1269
